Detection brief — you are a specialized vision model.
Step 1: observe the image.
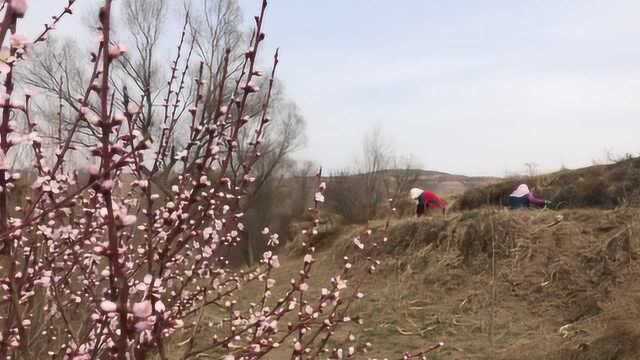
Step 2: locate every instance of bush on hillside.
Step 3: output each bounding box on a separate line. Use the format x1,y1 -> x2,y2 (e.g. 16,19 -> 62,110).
325,173 -> 385,223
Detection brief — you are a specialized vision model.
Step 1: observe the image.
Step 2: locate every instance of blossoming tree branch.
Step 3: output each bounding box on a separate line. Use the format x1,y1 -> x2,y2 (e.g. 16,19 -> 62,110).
0,0 -> 443,359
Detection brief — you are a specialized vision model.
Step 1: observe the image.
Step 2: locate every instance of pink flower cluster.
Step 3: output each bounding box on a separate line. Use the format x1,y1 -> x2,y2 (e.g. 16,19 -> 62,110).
9,0 -> 28,16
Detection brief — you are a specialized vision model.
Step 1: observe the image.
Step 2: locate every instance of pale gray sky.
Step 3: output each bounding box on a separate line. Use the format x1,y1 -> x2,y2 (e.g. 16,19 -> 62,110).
21,1 -> 640,176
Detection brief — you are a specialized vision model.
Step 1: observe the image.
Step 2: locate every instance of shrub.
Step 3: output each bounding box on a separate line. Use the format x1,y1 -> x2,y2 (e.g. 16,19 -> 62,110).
326,172 -> 382,224
455,178 -> 525,210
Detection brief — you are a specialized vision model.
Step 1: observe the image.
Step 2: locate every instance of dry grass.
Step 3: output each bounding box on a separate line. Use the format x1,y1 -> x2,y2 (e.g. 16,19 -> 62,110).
170,207 -> 640,359
454,157 -> 640,211
289,208 -> 640,359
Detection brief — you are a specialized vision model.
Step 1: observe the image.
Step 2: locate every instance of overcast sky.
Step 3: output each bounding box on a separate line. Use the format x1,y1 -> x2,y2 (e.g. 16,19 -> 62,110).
22,1 -> 640,176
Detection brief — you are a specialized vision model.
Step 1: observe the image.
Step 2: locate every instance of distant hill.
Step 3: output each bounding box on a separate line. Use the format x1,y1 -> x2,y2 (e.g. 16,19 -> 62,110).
355,168 -> 500,196
393,169 -> 499,196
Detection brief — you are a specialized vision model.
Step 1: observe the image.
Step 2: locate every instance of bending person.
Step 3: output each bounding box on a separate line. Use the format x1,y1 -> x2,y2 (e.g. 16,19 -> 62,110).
410,188 -> 448,217
509,184 -> 548,209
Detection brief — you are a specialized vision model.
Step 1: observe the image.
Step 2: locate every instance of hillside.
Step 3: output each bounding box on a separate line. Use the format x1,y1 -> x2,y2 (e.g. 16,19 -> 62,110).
281,207 -> 640,359
376,169 -> 500,196
454,157 -> 640,210
172,160 -> 640,359
273,161 -> 640,358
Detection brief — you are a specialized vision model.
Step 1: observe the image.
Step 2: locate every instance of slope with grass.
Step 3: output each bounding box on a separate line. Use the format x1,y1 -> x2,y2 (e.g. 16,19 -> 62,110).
176,161 -> 640,359
454,157 -> 640,211
282,207 -> 640,359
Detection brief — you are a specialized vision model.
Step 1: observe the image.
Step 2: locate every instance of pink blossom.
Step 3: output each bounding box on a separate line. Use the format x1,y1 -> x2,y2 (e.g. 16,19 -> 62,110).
270,256 -> 280,268
132,180 -> 149,188
132,301 -> 152,318
203,227 -> 214,240
154,301 -> 165,312
8,337 -> 19,348
9,0 -> 28,16
0,150 -> 9,171
87,164 -> 100,176
101,179 -> 114,190
108,43 -> 127,60
266,278 -> 276,289
334,276 -> 348,290
34,276 -> 51,287
10,34 -> 30,50
0,63 -> 10,75
134,319 -> 154,331
127,102 -> 140,114
80,107 -> 100,125
243,81 -> 260,93
100,300 -> 117,313
113,112 -> 126,123
121,215 -> 137,226
267,233 -> 280,247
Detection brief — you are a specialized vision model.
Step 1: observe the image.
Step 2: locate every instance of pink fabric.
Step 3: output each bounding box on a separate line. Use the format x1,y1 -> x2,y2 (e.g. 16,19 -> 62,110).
510,184 -> 530,197
527,192 -> 545,206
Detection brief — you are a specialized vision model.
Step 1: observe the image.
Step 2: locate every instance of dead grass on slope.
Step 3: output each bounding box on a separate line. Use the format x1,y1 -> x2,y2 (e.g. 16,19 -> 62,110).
308,208 -> 640,359
170,208 -> 640,359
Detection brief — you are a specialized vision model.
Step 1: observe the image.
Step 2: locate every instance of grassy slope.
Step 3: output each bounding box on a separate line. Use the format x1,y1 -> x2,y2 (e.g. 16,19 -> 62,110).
279,208 -> 640,359
454,157 -> 640,211
173,160 -> 640,359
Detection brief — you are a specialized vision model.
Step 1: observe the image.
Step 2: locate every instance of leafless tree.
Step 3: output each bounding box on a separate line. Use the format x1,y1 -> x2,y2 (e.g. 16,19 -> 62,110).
20,37 -> 94,154
383,154 -> 421,215
327,126 -> 394,223
360,126 -> 391,219
233,100 -> 306,264
117,0 -> 168,139
524,162 -> 539,177
290,159 -> 318,215
187,0 -> 244,117
21,0 -> 307,264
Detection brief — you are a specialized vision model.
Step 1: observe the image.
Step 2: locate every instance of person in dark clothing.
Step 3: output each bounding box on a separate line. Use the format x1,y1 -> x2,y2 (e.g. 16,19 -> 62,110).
509,184 -> 548,209
410,188 -> 448,217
